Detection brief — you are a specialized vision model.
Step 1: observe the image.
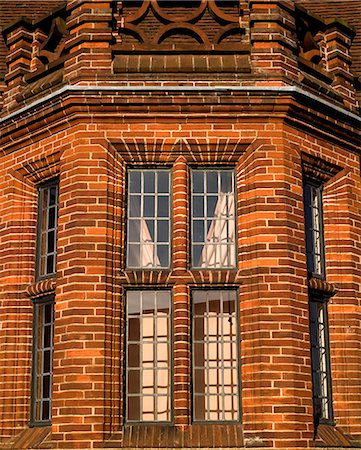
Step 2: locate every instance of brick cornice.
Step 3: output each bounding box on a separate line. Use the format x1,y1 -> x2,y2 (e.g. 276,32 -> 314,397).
0,85 -> 360,155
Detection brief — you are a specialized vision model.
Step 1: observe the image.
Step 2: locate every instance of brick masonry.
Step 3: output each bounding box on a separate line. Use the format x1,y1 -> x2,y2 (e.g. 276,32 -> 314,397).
0,1 -> 360,449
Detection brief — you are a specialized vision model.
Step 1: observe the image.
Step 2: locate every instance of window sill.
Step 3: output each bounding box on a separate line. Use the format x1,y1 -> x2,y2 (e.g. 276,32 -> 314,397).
105,423 -> 243,448
315,424 -> 357,448
27,278 -> 56,299
119,268 -> 241,286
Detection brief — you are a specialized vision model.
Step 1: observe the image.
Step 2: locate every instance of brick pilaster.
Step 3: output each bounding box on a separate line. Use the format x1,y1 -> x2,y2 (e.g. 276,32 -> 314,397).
173,283 -> 191,428
324,20 -> 357,111
172,156 -> 189,273
64,0 -> 113,84
249,0 -> 298,81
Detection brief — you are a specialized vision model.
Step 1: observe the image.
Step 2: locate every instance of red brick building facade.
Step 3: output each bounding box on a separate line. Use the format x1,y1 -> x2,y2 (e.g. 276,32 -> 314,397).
0,1 -> 360,449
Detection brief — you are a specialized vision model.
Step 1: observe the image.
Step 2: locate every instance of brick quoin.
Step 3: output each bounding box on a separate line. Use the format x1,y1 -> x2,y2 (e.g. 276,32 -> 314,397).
0,1 -> 360,450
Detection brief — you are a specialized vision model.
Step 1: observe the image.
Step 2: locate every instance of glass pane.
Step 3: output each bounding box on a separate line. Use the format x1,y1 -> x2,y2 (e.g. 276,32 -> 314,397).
128,244 -> 140,267
144,196 -> 155,217
42,400 -> 50,421
192,171 -> 204,193
47,230 -> 55,253
128,396 -> 141,421
221,171 -> 232,193
158,172 -> 169,193
44,303 -> 53,324
128,219 -> 140,243
158,196 -> 169,218
128,317 -> 141,341
144,172 -> 155,193
157,221 -> 169,243
207,196 -> 218,217
206,172 -> 218,193
43,374 -> 50,398
46,255 -> 54,275
43,350 -> 51,373
144,220 -> 155,242
48,207 -> 56,229
157,245 -> 169,267
129,171 -> 141,193
193,197 -> 204,218
49,187 -> 57,206
129,196 -> 141,217
193,220 -> 204,243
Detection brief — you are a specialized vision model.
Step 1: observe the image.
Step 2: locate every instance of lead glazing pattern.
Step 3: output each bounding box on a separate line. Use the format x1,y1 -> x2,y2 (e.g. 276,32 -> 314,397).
191,169 -> 236,268
38,183 -> 58,278
193,290 -> 239,422
33,301 -> 54,423
126,291 -> 171,422
127,170 -> 170,269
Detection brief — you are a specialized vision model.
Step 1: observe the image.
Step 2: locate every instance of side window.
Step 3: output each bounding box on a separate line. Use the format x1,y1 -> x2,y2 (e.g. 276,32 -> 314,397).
31,297 -> 54,425
309,293 -> 333,423
37,181 -> 59,279
191,169 -> 236,268
127,170 -> 171,269
303,180 -> 325,278
303,178 -> 333,424
126,290 -> 172,422
192,290 -> 239,422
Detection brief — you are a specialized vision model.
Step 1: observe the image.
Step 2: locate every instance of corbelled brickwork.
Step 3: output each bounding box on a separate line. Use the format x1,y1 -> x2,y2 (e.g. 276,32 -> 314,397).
0,1 -> 360,449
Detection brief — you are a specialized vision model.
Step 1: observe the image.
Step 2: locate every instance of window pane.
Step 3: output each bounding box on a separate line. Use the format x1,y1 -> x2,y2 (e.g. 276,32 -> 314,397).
129,171 -> 141,193
32,299 -> 54,424
126,291 -> 171,423
127,170 -> 170,268
192,290 -> 239,422
191,170 -> 236,268
37,182 -> 58,278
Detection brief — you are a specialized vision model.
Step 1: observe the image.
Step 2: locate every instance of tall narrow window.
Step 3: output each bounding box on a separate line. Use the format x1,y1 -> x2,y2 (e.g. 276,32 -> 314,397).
126,290 -> 172,422
127,170 -> 171,269
37,181 -> 59,279
192,290 -> 239,422
191,169 -> 236,268
303,177 -> 333,424
309,293 -> 333,423
31,297 -> 54,425
304,180 -> 325,278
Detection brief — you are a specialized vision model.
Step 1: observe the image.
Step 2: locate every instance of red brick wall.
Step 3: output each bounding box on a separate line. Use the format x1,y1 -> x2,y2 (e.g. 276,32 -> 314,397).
0,103 -> 360,448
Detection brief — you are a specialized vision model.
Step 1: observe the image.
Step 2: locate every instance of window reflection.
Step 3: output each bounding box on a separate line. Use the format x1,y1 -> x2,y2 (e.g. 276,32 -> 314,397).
126,290 -> 171,422
127,170 -> 171,268
191,170 -> 236,268
193,290 -> 239,422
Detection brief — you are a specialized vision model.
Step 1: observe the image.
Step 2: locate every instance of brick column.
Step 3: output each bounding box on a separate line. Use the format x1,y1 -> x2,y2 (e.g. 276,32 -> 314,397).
324,20 -> 357,111
239,139 -> 313,449
64,0 -> 113,83
173,283 -> 191,428
53,135 -> 111,449
249,0 -> 298,80
172,156 -> 189,273
1,20 -> 33,111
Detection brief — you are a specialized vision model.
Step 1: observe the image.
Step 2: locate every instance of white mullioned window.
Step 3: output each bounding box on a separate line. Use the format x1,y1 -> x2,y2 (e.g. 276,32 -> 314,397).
126,290 -> 172,422
192,290 -> 239,422
37,180 -> 59,279
191,169 -> 236,268
127,169 -> 171,269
